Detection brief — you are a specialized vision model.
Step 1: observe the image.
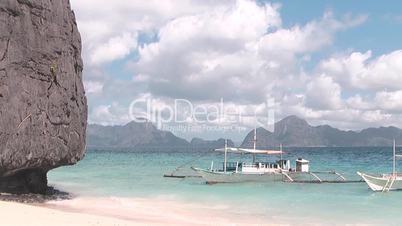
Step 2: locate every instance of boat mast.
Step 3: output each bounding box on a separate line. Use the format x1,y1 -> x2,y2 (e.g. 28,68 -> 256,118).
253,127 -> 257,151
224,139 -> 227,173
253,127 -> 256,163
393,139 -> 396,176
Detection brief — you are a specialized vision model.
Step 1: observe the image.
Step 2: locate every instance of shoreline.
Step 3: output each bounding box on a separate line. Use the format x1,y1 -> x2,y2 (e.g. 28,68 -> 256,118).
0,196 -> 275,226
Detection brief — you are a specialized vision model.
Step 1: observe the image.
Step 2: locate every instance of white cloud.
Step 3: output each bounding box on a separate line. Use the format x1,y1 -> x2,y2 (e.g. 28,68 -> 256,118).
131,0 -> 284,103
84,81 -> 104,94
89,33 -> 138,65
71,0 -> 402,134
305,75 -> 343,110
89,103 -> 131,125
71,0 -> 234,66
319,50 -> 402,90
132,74 -> 150,83
132,4 -> 365,105
257,12 -> 367,63
346,95 -> 373,110
374,90 -> 402,112
155,0 -> 281,46
277,97 -> 397,131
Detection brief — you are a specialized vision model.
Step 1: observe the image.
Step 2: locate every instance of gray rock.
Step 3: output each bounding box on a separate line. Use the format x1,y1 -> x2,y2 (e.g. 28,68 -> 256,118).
0,0 -> 87,194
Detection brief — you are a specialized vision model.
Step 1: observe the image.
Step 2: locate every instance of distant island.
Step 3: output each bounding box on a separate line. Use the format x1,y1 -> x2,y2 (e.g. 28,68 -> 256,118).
87,121 -> 234,149
242,115 -> 402,147
88,116 -> 402,149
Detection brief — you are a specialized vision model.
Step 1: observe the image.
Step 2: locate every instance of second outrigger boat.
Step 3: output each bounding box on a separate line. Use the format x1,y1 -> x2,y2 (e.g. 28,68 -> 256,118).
357,140 -> 402,192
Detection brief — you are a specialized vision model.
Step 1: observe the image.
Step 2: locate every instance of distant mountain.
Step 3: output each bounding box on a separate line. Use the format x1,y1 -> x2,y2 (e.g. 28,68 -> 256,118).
87,117 -> 402,149
87,121 -> 233,149
190,138 -> 234,149
241,115 -> 402,147
86,121 -> 188,148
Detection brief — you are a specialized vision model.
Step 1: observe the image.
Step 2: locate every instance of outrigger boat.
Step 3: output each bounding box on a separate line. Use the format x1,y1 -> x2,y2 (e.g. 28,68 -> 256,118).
191,145 -> 290,183
191,129 -> 324,184
191,128 -> 290,183
357,140 -> 402,192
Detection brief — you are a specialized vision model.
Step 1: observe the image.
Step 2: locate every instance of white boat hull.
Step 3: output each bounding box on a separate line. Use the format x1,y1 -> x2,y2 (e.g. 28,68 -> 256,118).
192,167 -> 283,183
357,172 -> 402,191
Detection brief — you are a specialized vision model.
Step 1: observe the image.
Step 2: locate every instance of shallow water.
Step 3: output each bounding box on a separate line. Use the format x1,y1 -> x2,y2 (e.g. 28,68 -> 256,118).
48,147 -> 402,225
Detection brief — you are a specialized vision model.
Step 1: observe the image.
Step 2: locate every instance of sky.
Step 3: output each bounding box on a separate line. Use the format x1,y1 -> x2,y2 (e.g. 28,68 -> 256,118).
70,0 -> 402,141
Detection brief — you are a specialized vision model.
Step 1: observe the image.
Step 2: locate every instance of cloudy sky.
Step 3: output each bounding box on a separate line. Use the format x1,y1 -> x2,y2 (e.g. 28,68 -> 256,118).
70,0 -> 402,141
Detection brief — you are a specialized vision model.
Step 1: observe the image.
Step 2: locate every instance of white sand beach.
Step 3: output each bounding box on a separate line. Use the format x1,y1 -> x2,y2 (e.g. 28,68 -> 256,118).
0,197 -> 275,226
0,200 -> 137,226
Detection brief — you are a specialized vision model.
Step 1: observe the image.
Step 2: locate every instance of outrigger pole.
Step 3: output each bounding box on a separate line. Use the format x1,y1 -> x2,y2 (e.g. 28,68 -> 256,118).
393,139 -> 396,177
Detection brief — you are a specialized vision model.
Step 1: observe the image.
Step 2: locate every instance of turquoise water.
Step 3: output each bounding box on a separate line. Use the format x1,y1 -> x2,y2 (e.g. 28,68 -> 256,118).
48,147 -> 402,225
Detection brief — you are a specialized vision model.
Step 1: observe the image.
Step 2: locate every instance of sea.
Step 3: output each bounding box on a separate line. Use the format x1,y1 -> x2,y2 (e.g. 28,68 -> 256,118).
48,147 -> 402,225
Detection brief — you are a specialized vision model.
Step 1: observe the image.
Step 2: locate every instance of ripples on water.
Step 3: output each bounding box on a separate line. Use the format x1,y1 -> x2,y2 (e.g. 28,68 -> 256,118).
48,147 -> 402,225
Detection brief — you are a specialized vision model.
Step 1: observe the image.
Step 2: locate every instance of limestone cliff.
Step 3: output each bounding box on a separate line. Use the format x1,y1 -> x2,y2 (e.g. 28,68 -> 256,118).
0,0 -> 87,194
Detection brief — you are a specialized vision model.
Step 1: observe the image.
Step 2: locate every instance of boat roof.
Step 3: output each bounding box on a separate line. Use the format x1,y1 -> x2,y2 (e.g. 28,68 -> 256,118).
215,147 -> 283,155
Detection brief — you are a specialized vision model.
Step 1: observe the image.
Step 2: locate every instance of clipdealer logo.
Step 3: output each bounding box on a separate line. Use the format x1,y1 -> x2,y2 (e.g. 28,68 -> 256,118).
128,98 -> 275,133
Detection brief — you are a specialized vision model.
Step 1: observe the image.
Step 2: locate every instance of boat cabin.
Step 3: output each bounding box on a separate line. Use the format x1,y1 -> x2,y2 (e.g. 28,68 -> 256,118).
221,160 -> 289,173
296,158 -> 309,172
214,147 -> 290,173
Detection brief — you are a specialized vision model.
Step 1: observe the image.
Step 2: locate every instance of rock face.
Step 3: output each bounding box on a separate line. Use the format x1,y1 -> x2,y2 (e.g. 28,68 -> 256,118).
241,115 -> 402,147
0,0 -> 87,193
